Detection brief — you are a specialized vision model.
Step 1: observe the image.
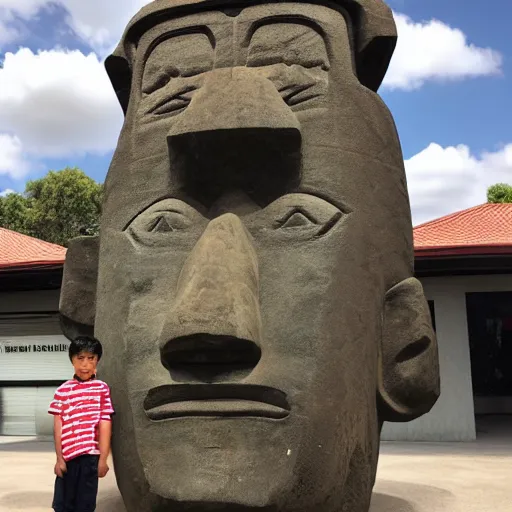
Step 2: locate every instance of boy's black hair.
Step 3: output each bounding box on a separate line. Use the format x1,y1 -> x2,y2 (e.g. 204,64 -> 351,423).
69,336 -> 103,362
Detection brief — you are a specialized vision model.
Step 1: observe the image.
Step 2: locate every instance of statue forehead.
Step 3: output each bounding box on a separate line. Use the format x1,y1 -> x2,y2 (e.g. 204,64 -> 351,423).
120,0 -> 393,44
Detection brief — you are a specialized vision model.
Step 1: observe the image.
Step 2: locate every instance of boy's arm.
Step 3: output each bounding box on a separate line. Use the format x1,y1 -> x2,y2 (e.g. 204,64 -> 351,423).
97,419 -> 112,478
98,419 -> 112,462
54,415 -> 64,459
98,384 -> 114,478
53,415 -> 67,477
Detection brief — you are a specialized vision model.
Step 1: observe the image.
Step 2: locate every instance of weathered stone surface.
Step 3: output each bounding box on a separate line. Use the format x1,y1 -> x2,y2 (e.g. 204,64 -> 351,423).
60,1 -> 440,510
59,235 -> 98,340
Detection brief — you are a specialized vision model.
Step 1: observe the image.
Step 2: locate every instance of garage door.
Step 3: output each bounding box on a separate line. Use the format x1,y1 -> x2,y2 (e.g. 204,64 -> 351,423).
0,387 -> 37,436
0,387 -> 58,436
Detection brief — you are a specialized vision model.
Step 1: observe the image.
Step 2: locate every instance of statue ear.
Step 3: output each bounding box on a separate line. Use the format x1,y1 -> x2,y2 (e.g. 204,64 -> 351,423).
59,236 -> 99,341
348,0 -> 398,91
378,277 -> 440,422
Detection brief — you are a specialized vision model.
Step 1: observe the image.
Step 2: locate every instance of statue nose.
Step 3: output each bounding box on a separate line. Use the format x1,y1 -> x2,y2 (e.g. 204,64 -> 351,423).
159,213 -> 262,382
167,67 -> 302,205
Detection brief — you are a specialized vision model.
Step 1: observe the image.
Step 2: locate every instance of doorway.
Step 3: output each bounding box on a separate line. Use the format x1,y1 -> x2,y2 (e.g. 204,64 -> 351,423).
466,291 -> 512,438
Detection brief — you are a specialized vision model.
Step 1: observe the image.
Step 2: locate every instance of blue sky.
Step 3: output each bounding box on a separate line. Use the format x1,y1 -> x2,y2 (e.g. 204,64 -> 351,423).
385,0 -> 511,155
0,0 -> 510,224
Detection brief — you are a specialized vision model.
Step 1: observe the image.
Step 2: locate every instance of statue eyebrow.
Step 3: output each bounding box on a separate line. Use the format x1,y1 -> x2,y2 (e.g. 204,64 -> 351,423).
245,16 -> 326,46
245,17 -> 330,70
143,26 -> 216,65
141,29 -> 215,95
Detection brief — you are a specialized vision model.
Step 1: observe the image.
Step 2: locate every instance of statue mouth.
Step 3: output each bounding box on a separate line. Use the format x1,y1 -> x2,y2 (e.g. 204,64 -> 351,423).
143,384 -> 290,420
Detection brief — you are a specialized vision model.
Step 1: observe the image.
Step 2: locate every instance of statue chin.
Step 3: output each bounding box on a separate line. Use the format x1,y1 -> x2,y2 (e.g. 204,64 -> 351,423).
148,474 -> 281,509
131,416 -> 297,509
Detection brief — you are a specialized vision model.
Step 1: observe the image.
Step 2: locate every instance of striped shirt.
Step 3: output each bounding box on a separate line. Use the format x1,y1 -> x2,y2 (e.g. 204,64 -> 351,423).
48,377 -> 115,462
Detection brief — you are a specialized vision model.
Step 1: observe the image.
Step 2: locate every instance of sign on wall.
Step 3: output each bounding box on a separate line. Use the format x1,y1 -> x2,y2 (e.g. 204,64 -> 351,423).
0,341 -> 69,354
0,336 -> 71,381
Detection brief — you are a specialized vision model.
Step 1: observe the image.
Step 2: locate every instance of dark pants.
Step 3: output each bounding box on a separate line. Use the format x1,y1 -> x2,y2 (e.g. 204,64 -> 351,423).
52,454 -> 99,512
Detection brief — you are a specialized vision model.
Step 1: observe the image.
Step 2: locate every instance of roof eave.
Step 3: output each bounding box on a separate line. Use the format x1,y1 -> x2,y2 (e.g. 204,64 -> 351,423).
415,244 -> 512,258
0,261 -> 65,272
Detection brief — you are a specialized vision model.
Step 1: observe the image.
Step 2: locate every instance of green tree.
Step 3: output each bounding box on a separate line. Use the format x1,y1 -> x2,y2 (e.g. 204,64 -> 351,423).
487,183 -> 512,204
0,167 -> 103,246
0,192 -> 32,234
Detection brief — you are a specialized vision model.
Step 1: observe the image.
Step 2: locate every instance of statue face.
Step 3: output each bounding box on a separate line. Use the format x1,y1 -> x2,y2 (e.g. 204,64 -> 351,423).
61,2 -> 438,511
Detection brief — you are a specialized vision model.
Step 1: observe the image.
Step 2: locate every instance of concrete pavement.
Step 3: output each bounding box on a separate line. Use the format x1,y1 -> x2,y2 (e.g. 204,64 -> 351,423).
0,432 -> 510,512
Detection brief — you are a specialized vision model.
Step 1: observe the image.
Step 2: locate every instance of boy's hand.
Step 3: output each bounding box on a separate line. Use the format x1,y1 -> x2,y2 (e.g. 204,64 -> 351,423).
98,459 -> 109,478
54,458 -> 67,478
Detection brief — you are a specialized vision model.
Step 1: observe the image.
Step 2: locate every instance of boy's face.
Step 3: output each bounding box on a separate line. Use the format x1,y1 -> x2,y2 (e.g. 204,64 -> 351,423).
72,351 -> 98,380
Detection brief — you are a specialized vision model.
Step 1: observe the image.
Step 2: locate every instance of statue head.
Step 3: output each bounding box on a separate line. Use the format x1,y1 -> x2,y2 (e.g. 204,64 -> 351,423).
60,1 -> 440,511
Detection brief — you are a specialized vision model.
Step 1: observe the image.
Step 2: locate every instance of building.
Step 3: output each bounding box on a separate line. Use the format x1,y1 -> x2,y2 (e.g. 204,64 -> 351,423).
0,228 -> 68,436
1,204 -> 512,440
382,203 -> 512,441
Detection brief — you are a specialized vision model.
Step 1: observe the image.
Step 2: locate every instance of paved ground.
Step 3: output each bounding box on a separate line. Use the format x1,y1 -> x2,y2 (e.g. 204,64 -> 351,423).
0,425 -> 511,512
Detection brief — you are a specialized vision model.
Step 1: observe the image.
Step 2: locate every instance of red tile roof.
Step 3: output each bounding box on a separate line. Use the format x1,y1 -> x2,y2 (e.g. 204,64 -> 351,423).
414,203 -> 512,257
0,228 -> 66,270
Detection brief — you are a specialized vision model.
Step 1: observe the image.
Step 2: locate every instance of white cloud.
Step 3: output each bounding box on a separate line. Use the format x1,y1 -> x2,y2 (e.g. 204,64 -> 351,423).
0,13 -> 20,47
0,188 -> 15,196
55,1 -> 151,53
0,134 -> 29,178
383,13 -> 503,90
0,133 -> 28,179
406,143 -> 512,226
0,0 -> 45,16
0,0 -> 151,53
0,48 -> 122,158
0,0 -> 51,47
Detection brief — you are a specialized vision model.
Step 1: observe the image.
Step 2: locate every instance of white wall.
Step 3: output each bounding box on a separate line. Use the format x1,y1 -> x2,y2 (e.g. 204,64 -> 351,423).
382,274 -> 512,442
0,289 -> 65,437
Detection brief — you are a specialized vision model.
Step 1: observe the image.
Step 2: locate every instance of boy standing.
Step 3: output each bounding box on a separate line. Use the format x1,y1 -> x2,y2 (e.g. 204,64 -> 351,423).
48,336 -> 115,512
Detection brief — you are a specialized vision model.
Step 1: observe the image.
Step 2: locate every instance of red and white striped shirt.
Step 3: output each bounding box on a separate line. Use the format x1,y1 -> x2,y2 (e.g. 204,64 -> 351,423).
48,377 -> 115,462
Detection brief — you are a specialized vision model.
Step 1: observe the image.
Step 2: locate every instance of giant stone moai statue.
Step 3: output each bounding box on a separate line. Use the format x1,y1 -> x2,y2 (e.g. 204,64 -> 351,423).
59,0 -> 440,511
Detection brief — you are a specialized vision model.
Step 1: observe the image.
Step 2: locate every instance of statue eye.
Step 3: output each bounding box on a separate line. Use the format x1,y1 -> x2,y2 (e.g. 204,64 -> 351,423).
277,209 -> 317,229
148,212 -> 189,233
125,199 -> 207,248
147,87 -> 196,116
245,193 -> 349,240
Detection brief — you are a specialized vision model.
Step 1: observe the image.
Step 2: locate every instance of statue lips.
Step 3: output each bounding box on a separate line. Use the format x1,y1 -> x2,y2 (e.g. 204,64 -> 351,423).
143,384 -> 291,420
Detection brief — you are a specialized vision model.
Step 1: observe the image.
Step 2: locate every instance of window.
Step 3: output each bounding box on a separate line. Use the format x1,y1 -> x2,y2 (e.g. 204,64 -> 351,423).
466,292 -> 512,397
